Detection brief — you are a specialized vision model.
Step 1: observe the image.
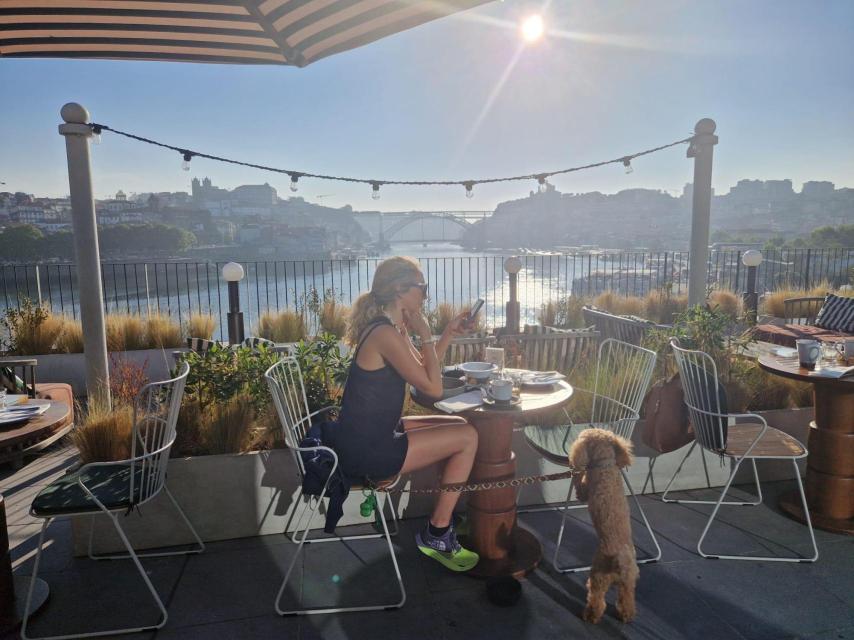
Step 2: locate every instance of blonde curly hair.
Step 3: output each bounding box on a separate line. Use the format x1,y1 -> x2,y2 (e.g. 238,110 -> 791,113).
346,256 -> 423,346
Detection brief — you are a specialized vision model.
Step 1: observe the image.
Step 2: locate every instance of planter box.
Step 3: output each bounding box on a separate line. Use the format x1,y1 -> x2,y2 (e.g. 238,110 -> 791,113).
24,348 -> 187,396
74,406 -> 813,555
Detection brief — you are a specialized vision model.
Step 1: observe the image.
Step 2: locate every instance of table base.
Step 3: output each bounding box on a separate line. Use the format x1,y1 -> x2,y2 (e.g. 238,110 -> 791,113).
779,490 -> 854,536
460,526 -> 542,579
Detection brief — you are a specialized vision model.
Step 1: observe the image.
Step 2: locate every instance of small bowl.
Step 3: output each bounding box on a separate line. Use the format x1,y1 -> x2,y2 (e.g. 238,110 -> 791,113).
459,361 -> 498,381
485,576 -> 522,607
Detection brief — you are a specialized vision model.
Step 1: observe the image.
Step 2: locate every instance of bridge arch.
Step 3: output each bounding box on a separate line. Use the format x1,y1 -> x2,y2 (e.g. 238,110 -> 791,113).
382,212 -> 471,241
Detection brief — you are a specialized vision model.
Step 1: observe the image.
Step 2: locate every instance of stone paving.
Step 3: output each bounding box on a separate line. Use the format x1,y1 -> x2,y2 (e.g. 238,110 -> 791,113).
2,444 -> 852,640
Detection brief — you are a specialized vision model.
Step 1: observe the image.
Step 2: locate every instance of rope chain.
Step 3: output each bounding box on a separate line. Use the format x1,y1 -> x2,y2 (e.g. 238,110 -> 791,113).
373,468 -> 580,494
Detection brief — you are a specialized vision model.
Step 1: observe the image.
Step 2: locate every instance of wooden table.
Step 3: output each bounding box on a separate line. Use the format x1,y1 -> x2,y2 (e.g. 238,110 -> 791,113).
758,356 -> 854,534
0,401 -> 72,469
413,381 -> 573,577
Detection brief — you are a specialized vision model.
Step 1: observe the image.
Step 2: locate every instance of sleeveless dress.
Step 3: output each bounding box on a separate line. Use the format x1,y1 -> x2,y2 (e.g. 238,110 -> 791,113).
332,317 -> 409,480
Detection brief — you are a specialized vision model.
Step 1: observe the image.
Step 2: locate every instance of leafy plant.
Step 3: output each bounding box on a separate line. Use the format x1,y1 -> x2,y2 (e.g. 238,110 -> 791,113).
291,332 -> 352,414
1,299 -> 65,355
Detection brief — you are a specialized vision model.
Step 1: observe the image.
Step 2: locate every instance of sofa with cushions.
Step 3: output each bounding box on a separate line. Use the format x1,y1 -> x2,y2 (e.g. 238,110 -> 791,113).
753,293 -> 854,347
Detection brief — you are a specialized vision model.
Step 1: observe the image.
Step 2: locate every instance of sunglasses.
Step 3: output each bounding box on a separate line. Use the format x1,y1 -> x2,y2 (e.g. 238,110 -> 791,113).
405,282 -> 429,296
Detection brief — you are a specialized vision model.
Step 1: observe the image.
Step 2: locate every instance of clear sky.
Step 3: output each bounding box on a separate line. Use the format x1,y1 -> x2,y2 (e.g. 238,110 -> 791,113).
1,0 -> 852,211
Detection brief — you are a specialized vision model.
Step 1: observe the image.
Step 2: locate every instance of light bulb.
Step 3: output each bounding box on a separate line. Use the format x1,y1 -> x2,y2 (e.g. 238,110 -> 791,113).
537,175 -> 548,194
289,174 -> 299,192
464,182 -> 474,199
371,183 -> 381,200
623,157 -> 633,174
182,152 -> 192,172
90,125 -> 102,145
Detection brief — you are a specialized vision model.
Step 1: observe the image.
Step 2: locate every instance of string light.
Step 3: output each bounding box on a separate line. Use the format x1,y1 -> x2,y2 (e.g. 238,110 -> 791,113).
85,122 -> 694,199
90,124 -> 102,145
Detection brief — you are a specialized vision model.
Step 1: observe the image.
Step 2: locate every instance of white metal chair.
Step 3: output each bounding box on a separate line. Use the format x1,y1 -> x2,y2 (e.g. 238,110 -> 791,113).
264,357 -> 405,616
664,338 -> 818,562
522,338 -> 661,573
22,362 -> 202,640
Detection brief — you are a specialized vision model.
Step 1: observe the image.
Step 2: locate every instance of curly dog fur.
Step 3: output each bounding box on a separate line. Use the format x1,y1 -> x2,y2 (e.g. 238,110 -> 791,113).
569,428 -> 638,624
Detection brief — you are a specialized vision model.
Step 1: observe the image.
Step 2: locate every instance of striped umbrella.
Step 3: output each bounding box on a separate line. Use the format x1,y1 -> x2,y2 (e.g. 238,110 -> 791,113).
0,0 -> 490,67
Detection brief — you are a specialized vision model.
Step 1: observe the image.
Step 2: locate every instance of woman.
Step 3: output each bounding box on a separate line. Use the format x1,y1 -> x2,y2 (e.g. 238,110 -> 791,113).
333,256 -> 479,572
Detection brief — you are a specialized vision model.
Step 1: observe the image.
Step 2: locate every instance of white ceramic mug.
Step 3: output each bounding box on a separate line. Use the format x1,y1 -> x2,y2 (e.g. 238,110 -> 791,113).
487,378 -> 513,402
796,339 -> 821,370
835,338 -> 854,362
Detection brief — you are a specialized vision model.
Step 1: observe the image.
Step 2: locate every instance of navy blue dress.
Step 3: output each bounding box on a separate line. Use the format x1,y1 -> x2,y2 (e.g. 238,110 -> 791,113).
332,317 -> 409,480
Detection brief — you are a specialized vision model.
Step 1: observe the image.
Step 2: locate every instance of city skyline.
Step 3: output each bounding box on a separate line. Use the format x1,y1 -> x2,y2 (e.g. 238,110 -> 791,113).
1,0 -> 853,210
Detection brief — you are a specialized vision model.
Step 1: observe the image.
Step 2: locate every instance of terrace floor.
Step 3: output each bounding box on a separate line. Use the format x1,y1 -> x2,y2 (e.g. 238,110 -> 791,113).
2,443 -> 852,640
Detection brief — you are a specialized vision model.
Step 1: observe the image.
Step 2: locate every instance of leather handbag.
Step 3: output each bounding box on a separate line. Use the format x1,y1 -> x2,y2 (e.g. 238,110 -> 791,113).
640,373 -> 693,453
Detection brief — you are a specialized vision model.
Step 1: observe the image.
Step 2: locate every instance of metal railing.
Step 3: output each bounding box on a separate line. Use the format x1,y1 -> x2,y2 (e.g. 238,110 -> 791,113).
2,249 -> 851,341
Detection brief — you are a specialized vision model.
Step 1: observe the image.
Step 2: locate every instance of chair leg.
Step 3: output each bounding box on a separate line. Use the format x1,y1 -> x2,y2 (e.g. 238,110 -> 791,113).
552,483 -> 591,574
621,468 -> 662,565
697,459 -> 818,562
661,444 -> 761,506
275,490 -> 406,615
23,514 -> 169,640
87,487 -> 205,560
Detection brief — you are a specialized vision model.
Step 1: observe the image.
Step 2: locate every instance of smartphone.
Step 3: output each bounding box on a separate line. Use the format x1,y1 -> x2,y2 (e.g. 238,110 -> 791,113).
467,299 -> 485,326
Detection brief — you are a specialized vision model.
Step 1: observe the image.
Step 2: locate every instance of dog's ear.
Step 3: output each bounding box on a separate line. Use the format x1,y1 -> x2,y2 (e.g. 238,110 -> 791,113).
613,435 -> 634,468
569,435 -> 589,471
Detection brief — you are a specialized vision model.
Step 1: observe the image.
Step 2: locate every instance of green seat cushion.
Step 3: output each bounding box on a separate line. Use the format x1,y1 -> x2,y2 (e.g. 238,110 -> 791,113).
32,464 -> 147,517
523,423 -> 592,465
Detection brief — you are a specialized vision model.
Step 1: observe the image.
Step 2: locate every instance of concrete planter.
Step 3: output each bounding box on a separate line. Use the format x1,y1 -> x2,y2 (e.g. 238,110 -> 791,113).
73,407 -> 814,555
24,348 -> 187,396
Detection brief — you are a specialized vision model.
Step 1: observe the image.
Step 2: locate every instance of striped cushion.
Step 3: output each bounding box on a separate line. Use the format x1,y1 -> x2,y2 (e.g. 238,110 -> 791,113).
186,337 -> 221,353
814,294 -> 854,333
242,336 -> 275,351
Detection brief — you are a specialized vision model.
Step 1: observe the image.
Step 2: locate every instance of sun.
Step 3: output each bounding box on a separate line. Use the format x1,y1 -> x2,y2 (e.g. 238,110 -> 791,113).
521,15 -> 544,43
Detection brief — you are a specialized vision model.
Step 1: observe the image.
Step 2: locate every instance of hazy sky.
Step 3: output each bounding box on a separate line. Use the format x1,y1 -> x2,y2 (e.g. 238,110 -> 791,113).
1,0 -> 852,211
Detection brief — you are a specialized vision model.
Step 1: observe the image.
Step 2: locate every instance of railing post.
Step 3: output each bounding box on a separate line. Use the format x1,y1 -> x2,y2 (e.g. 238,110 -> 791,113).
58,103 -> 110,410
804,248 -> 812,290
687,118 -> 718,307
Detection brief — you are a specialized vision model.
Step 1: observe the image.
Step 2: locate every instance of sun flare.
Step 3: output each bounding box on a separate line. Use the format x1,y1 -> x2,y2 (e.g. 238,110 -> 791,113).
521,15 -> 544,43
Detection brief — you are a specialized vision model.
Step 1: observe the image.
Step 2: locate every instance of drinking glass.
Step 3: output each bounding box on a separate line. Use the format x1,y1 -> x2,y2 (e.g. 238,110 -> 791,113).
0,388 -> 6,411
821,342 -> 838,365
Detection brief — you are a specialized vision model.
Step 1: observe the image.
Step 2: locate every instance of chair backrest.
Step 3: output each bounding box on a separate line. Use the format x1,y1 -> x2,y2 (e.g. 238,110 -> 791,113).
514,326 -> 599,373
129,361 -> 189,506
589,338 -> 657,439
783,296 -> 824,326
670,338 -> 728,452
444,333 -> 496,366
265,357 -> 313,476
581,305 -> 659,346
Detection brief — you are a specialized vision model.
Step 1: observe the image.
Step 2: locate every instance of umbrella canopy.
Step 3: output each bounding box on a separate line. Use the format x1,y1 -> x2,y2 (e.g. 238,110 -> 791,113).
0,0 -> 490,67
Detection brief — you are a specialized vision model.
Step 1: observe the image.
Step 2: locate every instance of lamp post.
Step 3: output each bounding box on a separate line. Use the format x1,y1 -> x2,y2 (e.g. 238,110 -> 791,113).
222,262 -> 245,345
687,118 -> 718,308
503,256 -> 523,335
742,250 -> 763,324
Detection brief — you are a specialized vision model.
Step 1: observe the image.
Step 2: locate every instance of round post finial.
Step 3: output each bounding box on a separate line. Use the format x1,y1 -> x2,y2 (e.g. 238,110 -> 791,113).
694,118 -> 716,135
61,103 -> 89,124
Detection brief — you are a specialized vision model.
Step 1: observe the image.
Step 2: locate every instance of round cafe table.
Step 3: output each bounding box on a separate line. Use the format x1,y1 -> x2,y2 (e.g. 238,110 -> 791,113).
758,355 -> 854,535
413,381 -> 573,578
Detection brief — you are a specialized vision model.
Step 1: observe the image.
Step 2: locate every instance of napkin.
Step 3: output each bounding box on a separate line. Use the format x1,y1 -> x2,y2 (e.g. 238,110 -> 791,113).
522,371 -> 566,383
435,390 -> 484,413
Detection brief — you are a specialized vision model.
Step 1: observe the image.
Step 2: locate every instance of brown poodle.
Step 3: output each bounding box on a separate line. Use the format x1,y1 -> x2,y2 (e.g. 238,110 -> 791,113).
569,428 -> 638,624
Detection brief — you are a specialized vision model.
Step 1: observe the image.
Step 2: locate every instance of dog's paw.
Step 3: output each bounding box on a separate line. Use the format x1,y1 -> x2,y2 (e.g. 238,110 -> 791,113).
616,605 -> 636,623
582,606 -> 604,625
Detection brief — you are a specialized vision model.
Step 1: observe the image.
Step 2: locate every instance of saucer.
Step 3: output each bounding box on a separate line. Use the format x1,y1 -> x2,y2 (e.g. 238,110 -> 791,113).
482,395 -> 521,408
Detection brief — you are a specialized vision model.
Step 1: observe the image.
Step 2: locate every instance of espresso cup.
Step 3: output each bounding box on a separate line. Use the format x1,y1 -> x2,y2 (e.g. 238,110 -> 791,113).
796,339 -> 820,370
487,378 -> 513,402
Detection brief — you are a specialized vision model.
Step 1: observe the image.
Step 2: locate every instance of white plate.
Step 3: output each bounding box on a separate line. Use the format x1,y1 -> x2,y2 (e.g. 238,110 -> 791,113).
0,400 -> 50,425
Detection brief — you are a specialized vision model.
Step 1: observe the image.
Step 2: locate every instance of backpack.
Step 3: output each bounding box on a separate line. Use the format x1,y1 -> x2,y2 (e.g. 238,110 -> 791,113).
640,373 -> 694,454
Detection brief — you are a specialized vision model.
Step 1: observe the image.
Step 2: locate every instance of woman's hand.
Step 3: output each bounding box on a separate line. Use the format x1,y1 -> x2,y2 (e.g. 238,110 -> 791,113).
443,310 -> 473,339
402,308 -> 433,341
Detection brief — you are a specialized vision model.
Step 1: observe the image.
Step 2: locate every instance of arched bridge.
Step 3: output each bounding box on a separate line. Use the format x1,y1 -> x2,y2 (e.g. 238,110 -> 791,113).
381,211 -> 490,242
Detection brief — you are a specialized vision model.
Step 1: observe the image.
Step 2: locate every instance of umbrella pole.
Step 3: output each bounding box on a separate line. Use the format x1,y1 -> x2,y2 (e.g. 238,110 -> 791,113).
59,103 -> 111,410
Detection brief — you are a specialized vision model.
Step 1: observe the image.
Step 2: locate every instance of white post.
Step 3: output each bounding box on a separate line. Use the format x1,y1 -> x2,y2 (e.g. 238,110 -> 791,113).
687,118 -> 718,307
58,103 -> 111,410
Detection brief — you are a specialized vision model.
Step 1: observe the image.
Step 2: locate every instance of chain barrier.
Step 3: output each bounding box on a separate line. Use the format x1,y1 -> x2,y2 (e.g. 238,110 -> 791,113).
372,468 -> 580,495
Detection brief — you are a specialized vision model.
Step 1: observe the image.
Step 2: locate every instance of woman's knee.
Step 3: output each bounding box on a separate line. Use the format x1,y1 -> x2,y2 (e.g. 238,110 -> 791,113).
460,423 -> 478,450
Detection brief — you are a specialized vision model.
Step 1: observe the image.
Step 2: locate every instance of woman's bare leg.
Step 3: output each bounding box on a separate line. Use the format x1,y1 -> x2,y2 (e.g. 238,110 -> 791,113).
398,419 -> 478,527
